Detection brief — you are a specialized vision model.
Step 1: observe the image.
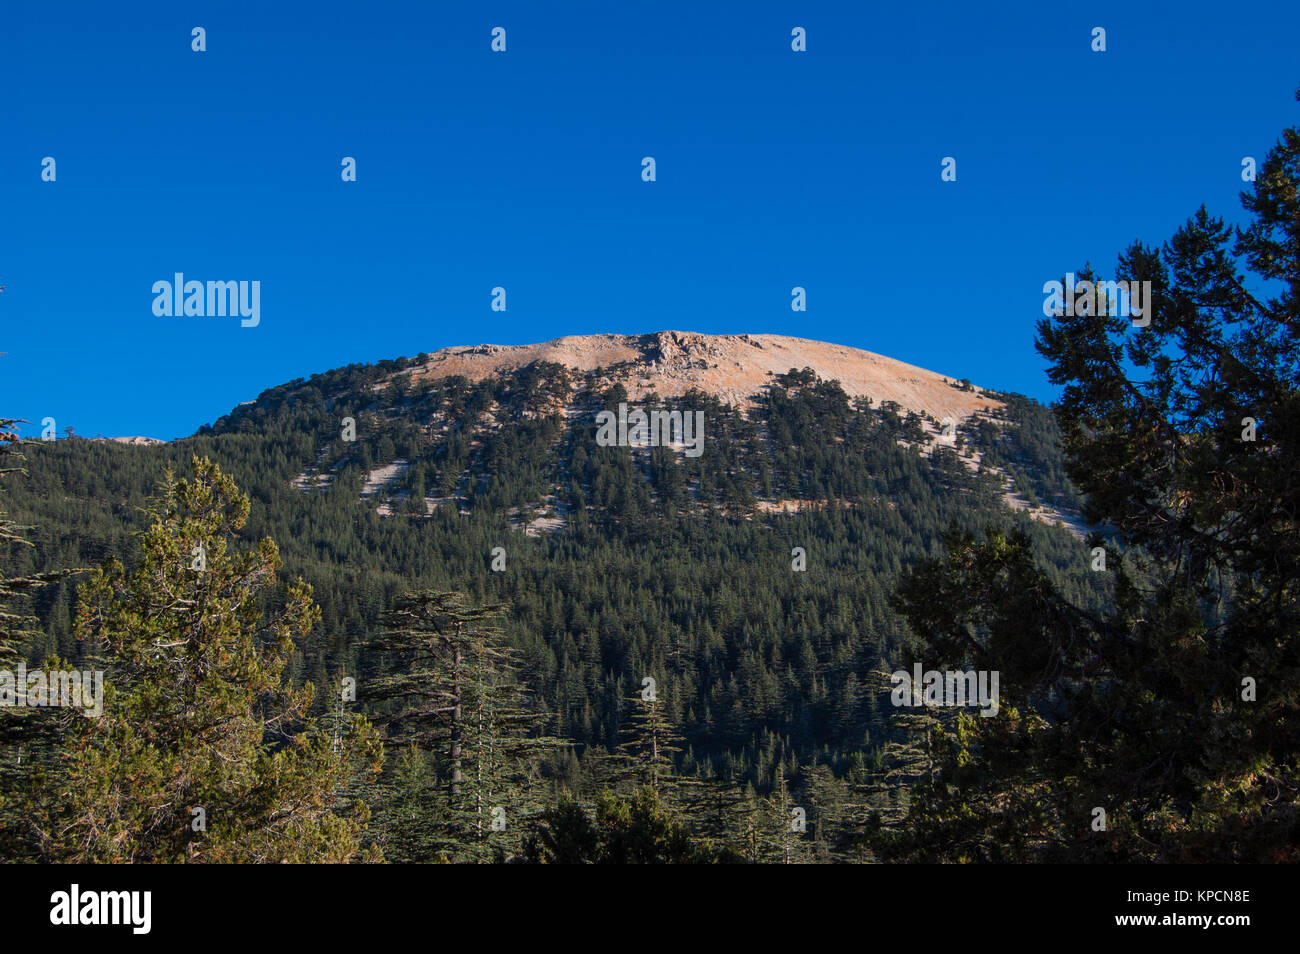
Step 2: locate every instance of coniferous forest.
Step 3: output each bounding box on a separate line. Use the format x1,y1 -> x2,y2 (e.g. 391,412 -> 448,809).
0,0 -> 1297,900
3,83 -> 1298,865
2,362 -> 1102,863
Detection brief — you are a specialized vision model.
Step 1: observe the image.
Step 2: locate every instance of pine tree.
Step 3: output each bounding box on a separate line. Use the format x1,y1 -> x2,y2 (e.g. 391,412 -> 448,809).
877,88 -> 1300,862
37,456 -> 382,862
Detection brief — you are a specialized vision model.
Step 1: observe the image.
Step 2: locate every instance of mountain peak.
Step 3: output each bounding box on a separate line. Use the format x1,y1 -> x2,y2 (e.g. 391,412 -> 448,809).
402,332 -> 1000,421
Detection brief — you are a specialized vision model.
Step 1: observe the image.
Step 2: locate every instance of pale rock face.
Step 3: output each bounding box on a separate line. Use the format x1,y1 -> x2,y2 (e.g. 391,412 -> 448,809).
397,331 -> 1001,423
106,436 -> 165,446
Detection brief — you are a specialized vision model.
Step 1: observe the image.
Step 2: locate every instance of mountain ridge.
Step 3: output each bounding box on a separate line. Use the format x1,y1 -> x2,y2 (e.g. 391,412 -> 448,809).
396,331 -> 1002,423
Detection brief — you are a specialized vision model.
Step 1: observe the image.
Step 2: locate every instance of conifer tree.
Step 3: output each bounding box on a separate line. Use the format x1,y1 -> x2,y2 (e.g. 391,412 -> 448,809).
0,416 -> 81,858
877,87 -> 1300,862
37,456 -> 382,862
767,761 -> 811,863
368,591 -> 559,861
524,786 -> 733,863
613,676 -> 686,796
367,743 -> 441,862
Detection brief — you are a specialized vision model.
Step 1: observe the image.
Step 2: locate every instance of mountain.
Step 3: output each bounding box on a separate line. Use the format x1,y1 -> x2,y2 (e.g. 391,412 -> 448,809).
268,330 -> 1079,532
6,331 -> 1098,814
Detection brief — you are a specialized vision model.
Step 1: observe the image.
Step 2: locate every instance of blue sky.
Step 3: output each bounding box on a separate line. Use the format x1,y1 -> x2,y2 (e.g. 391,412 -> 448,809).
2,0 -> 1298,440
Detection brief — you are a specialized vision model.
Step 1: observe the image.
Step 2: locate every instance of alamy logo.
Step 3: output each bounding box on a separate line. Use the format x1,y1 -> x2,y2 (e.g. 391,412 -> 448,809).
50,884 -> 151,934
595,402 -> 705,458
152,273 -> 260,327
0,663 -> 102,717
1042,272 -> 1152,327
890,663 -> 1000,717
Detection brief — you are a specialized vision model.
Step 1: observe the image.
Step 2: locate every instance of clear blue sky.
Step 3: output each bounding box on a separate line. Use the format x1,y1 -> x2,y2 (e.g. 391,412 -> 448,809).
2,0 -> 1297,440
